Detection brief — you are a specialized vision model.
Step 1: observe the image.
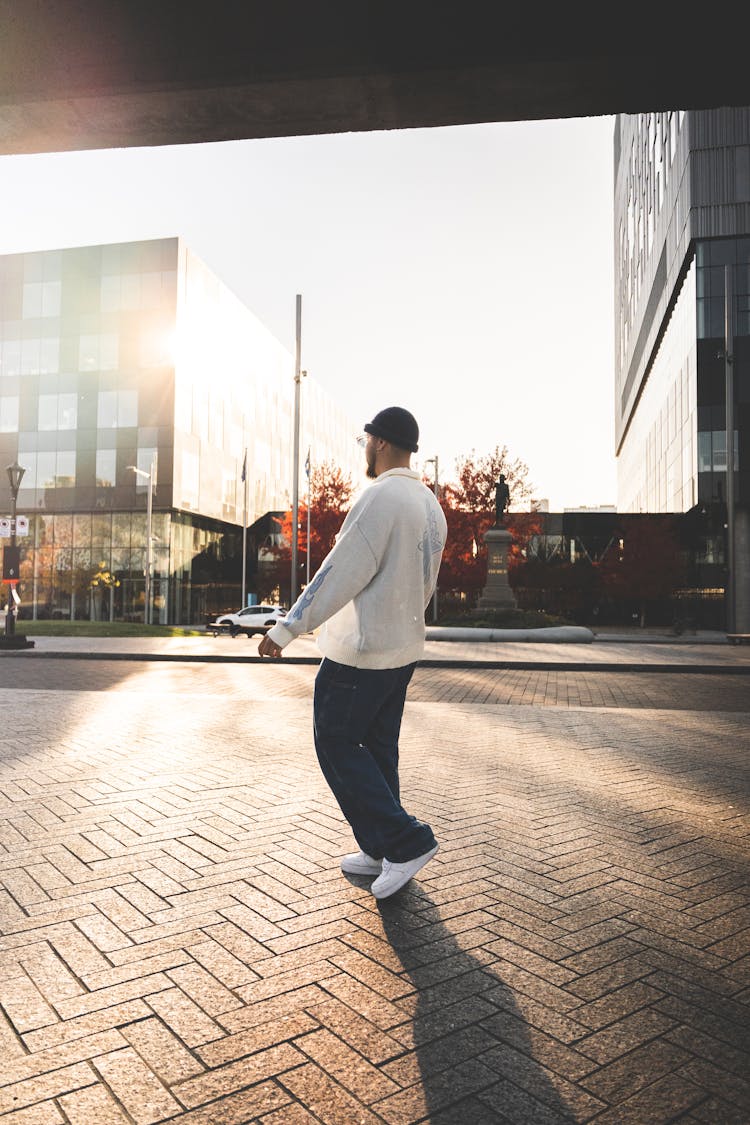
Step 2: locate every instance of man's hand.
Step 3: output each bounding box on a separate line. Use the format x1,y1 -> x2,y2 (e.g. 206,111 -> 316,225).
258,634 -> 283,659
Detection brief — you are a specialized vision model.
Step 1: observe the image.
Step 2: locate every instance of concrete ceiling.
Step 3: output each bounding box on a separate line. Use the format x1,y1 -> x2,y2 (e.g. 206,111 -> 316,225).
2,2 -> 750,156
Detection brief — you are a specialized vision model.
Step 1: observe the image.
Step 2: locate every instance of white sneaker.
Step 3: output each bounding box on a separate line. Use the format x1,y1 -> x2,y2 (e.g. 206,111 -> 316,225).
370,844 -> 439,899
340,850 -> 382,876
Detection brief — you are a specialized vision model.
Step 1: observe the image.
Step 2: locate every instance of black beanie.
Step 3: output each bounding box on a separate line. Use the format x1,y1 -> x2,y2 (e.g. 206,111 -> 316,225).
364,407 -> 419,453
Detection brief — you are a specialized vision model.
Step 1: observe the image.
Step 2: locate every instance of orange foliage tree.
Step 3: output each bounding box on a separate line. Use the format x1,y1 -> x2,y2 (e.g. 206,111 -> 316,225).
597,516 -> 686,626
276,461 -> 354,591
437,446 -> 540,603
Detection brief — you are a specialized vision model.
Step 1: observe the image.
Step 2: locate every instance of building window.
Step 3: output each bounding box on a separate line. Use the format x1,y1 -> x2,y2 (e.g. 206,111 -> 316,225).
31,450 -> 76,490
22,280 -> 61,318
0,339 -> 21,377
0,396 -> 19,432
21,338 -> 41,375
96,449 -> 117,487
40,338 -> 60,374
698,430 -> 739,472
38,393 -> 78,431
3,337 -> 55,378
80,333 -> 119,371
97,390 -> 138,428
181,450 -> 200,503
139,325 -> 173,367
697,298 -> 725,339
136,447 -> 157,490
669,112 -> 677,163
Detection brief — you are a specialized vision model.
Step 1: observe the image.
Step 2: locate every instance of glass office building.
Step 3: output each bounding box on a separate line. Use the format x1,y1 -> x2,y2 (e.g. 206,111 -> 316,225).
614,110 -> 750,628
0,238 -> 361,623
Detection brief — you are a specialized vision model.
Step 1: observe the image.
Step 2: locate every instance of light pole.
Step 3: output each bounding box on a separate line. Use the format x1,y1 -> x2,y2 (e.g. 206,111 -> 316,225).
423,456 -> 440,624
290,295 -> 307,606
305,447 -> 312,588
724,264 -> 736,634
128,453 -> 157,625
3,461 -> 25,637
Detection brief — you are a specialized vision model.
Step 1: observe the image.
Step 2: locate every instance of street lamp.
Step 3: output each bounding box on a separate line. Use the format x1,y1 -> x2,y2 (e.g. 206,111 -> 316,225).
127,453 -> 157,625
423,456 -> 440,624
4,461 -> 25,637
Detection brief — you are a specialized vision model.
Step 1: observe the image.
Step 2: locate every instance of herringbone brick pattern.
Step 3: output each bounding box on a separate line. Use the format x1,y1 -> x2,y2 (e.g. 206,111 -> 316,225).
0,659 -> 748,1122
3,657 -> 750,711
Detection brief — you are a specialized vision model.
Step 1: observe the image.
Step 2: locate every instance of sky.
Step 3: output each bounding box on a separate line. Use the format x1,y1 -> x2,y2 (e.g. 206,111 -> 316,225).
0,115 -> 617,510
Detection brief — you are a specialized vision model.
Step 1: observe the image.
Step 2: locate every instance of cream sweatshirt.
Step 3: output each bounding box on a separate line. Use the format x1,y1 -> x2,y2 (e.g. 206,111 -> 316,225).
267,467 -> 447,669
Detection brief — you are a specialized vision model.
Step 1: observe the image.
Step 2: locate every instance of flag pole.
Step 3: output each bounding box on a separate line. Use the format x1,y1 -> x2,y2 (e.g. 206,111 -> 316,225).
306,448 -> 311,587
291,295 -> 302,605
241,448 -> 248,609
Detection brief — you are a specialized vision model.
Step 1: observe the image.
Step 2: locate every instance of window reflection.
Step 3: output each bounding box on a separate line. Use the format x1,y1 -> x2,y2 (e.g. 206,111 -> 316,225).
80,333 -> 119,371
97,390 -> 137,428
96,449 -> 117,487
0,395 -> 18,432
39,393 -> 78,430
0,339 -> 21,376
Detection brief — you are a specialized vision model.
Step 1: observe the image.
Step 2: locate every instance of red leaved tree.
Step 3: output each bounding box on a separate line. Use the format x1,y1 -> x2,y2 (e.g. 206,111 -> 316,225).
597,517 -> 686,626
437,446 -> 540,602
276,461 -> 354,588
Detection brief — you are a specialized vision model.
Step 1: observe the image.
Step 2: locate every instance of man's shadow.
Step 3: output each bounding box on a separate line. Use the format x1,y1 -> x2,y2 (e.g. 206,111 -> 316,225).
372,886 -> 581,1124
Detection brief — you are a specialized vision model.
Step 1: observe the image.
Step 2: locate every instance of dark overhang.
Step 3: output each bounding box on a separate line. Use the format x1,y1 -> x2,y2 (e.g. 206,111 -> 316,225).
2,3 -> 750,155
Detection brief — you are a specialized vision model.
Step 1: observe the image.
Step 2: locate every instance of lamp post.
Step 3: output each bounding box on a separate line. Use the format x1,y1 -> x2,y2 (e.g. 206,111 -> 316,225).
724,264 -> 736,634
3,461 -> 25,638
290,295 -> 307,606
127,453 -> 157,625
423,456 -> 440,624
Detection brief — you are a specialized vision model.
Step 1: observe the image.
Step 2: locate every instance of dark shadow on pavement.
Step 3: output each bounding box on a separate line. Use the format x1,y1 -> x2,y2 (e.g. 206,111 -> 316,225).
374,886 -> 587,1124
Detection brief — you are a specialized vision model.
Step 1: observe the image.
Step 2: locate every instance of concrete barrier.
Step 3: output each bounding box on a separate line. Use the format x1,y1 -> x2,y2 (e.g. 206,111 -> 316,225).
425,626 -> 595,643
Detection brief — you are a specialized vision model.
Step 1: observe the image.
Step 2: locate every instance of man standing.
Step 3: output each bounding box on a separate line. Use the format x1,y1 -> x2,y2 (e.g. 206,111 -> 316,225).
259,407 -> 447,899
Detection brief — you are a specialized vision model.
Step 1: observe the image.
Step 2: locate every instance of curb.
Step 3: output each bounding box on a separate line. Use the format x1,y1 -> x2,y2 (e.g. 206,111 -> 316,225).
1,650 -> 749,674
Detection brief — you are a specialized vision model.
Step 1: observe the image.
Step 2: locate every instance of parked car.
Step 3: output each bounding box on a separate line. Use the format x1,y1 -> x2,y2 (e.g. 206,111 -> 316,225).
213,604 -> 287,636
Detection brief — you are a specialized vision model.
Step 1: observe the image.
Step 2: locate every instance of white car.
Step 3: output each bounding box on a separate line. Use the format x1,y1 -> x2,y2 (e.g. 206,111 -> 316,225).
212,604 -> 287,637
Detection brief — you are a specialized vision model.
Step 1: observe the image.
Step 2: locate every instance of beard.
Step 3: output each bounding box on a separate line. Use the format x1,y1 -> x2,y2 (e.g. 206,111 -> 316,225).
365,448 -> 378,479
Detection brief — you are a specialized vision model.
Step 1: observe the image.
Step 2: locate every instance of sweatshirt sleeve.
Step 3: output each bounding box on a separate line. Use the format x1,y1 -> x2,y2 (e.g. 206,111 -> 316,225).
267,518 -> 379,649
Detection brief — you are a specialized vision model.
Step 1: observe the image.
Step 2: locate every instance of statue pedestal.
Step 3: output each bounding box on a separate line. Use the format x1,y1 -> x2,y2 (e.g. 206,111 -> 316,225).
475,526 -> 517,610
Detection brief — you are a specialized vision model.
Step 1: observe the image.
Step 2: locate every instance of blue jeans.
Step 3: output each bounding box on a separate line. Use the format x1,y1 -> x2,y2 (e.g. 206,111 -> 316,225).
313,658 -> 436,863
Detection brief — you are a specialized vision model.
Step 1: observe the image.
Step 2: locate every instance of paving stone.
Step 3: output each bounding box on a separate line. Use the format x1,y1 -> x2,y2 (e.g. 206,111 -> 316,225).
0,1102 -> 65,1123
218,984 -> 331,1034
196,1011 -> 318,1068
257,1099 -> 323,1123
2,1029 -> 125,1088
477,1078 -> 583,1124
58,1080 -> 133,1124
173,1043 -> 305,1109
578,1038 -> 693,1104
92,1046 -> 182,1122
0,1061 -> 95,1116
0,970 -> 58,1031
574,1006 -> 678,1064
145,986 -> 226,1047
1,656 -> 749,1122
120,1016 -> 206,1084
296,1027 -> 400,1102
21,999 -> 151,1052
373,1056 -> 500,1124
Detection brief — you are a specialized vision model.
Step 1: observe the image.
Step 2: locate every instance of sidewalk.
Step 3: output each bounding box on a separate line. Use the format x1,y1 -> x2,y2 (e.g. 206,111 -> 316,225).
0,651 -> 748,1122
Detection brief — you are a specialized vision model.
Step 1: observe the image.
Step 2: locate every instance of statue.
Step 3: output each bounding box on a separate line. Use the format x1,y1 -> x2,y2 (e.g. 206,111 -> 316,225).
494,474 -> 510,526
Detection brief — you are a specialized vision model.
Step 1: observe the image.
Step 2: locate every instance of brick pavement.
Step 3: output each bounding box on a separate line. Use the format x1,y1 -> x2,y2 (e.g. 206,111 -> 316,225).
0,659 -> 749,1122
1,658 -> 749,712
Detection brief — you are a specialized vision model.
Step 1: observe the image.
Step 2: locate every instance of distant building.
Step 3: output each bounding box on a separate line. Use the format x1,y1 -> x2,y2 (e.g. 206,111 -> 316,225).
0,238 -> 360,623
614,109 -> 750,628
562,504 -> 617,513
